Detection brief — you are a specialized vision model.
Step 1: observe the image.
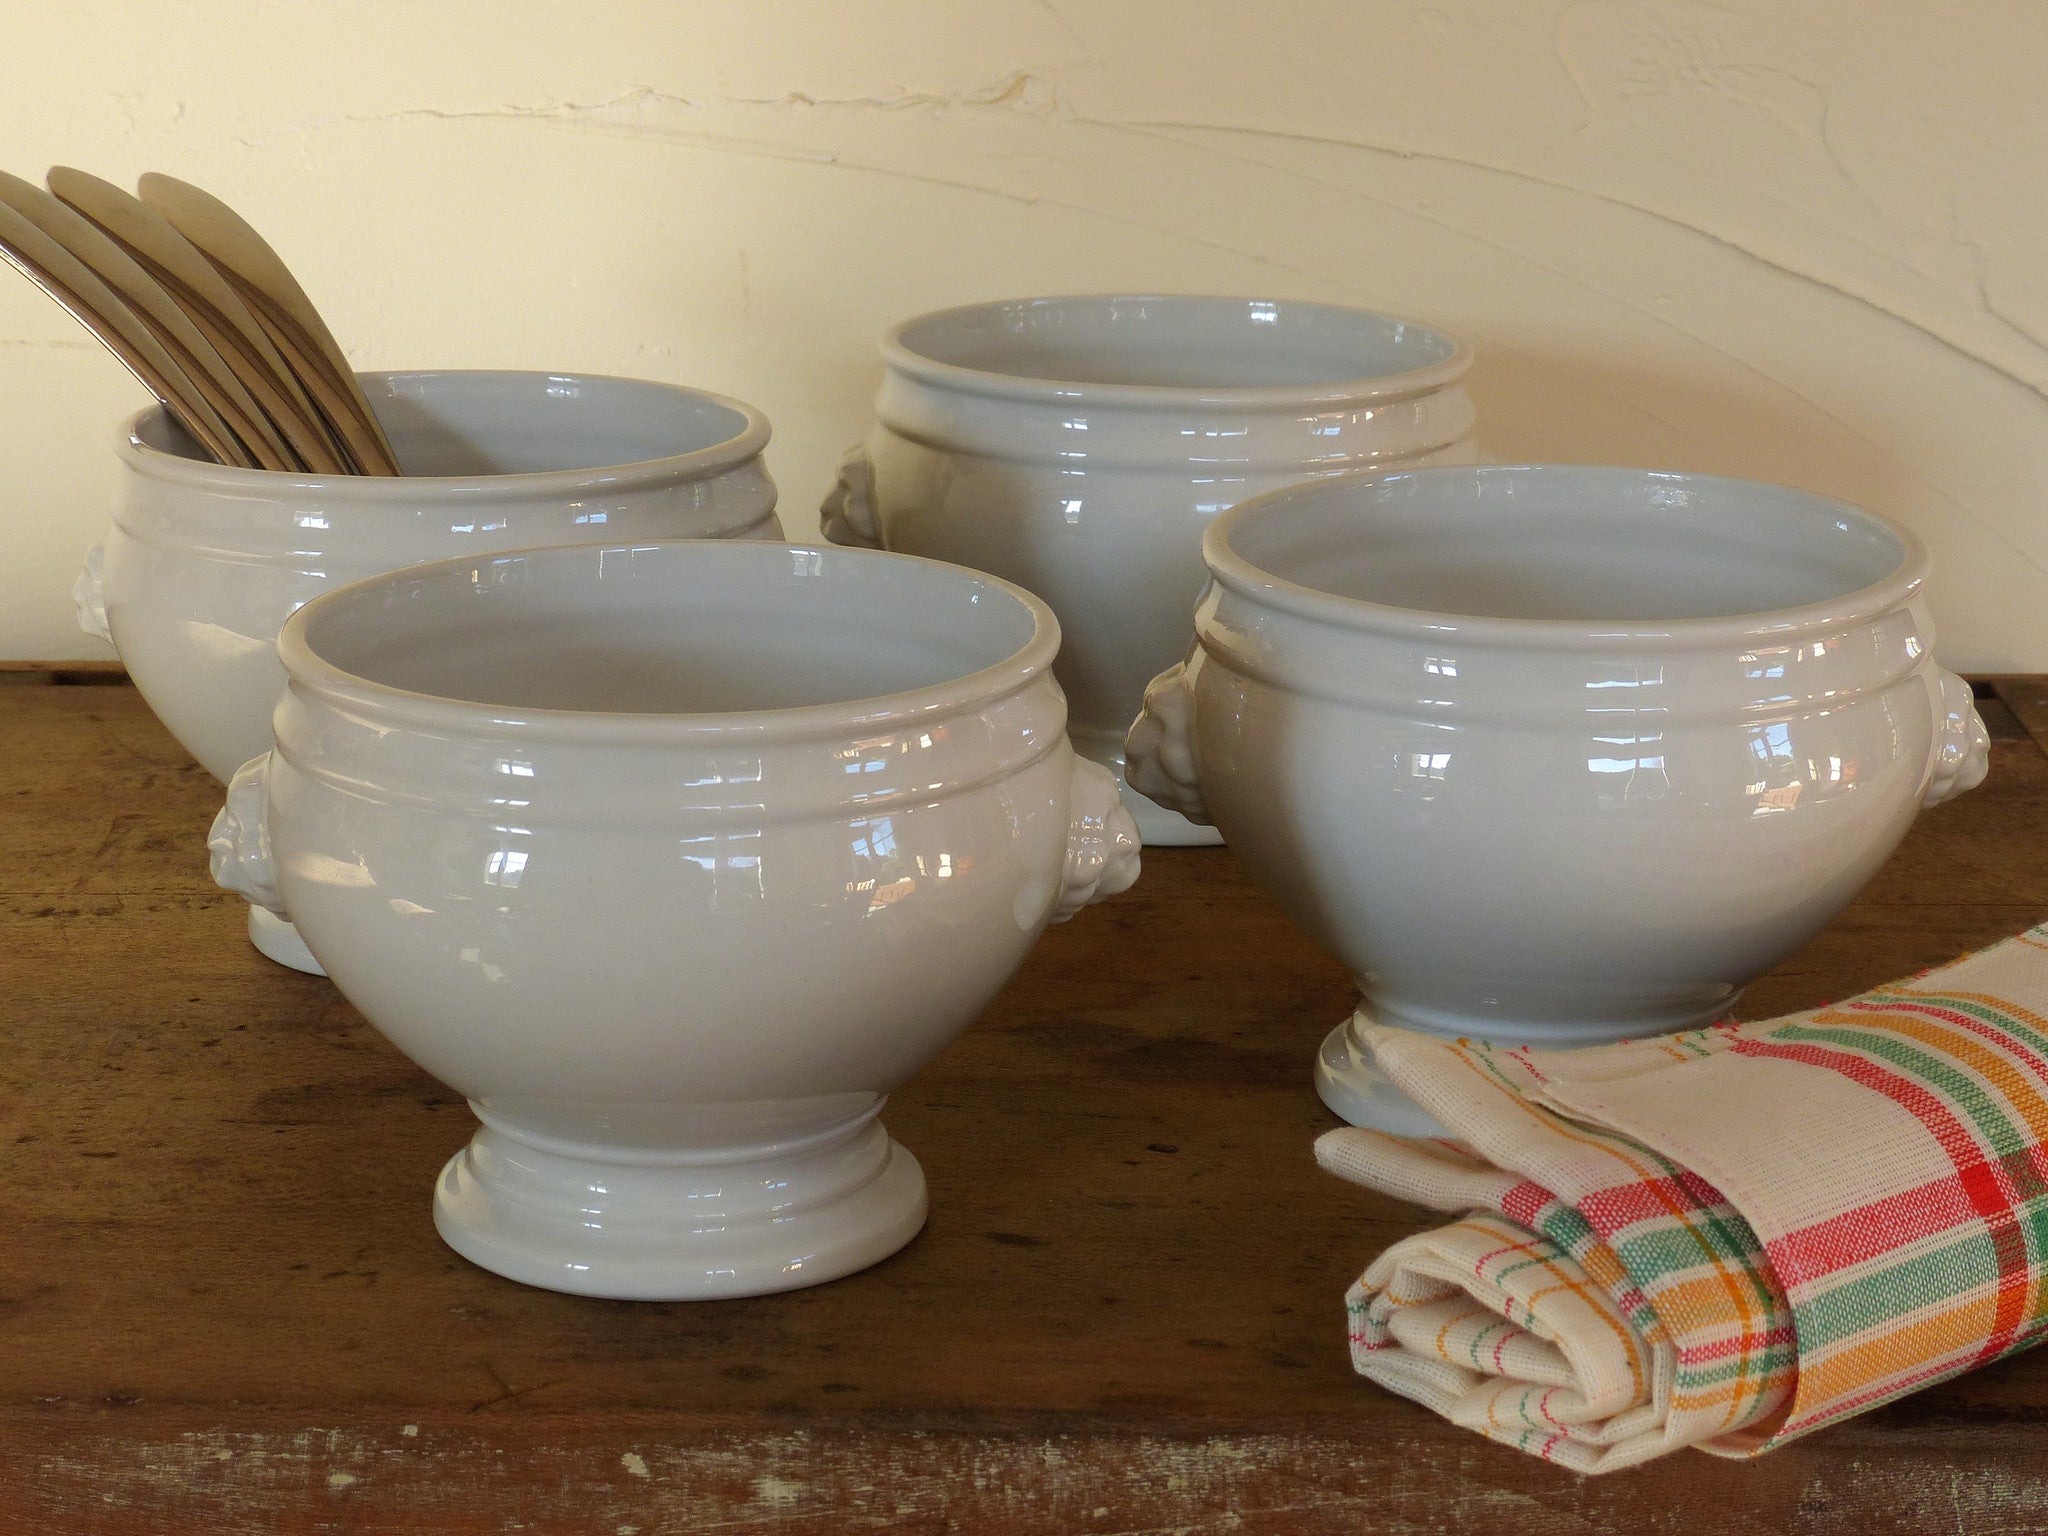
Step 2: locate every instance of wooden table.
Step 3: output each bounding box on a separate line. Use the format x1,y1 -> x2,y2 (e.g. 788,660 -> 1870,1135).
7,671 -> 2048,1535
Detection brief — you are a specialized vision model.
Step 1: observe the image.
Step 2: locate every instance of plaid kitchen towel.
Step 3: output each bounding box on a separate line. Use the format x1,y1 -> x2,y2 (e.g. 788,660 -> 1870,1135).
1318,923 -> 2048,1472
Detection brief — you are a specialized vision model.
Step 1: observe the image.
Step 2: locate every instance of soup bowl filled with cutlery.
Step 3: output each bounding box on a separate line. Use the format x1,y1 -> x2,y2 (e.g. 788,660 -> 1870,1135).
0,168 -> 786,972
82,370 -> 782,972
207,538 -> 1140,1298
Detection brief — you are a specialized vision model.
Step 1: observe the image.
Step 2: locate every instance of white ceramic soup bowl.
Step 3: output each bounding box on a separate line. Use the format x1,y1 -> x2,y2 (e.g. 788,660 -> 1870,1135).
76,370 -> 782,974
1124,465 -> 1989,1134
206,540 -> 1140,1299
821,295 -> 1476,847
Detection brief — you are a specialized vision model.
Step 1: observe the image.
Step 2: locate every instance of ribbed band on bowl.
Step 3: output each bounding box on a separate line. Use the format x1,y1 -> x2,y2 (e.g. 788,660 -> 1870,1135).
1319,924 -> 2048,1473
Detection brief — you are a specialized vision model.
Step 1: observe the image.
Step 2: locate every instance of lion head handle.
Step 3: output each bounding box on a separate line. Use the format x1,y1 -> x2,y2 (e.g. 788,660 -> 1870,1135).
73,538 -> 111,644
819,444 -> 883,549
1122,658 -> 1210,825
1925,666 -> 1991,809
1053,757 -> 1142,922
207,753 -> 285,915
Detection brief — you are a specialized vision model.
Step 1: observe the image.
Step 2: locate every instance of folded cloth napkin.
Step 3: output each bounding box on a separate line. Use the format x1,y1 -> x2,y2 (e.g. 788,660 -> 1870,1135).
1317,924 -> 2048,1472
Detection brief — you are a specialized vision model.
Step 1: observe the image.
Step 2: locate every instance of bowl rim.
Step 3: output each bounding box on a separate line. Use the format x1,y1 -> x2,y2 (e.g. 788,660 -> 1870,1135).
276,539 -> 1065,745
1202,464 -> 1932,650
880,294 -> 1472,411
116,368 -> 773,500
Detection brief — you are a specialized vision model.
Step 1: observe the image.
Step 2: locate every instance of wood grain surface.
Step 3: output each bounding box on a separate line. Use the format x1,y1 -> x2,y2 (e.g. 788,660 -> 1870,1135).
4,678 -> 2047,1534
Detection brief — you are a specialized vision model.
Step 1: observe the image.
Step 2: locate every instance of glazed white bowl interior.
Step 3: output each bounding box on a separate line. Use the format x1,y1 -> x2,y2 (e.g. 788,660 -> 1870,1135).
1219,465 -> 1912,626
132,370 -> 757,477
893,296 -> 1462,391
295,542 -> 1047,715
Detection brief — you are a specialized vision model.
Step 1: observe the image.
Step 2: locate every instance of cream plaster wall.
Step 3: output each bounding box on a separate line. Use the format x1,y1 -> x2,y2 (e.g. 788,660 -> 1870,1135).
4,1 -> 2045,665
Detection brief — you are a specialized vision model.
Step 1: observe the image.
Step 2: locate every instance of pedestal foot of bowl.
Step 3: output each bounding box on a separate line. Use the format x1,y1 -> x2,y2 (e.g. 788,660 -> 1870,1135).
247,904 -> 327,976
1314,1012 -> 1449,1136
433,1109 -> 929,1299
